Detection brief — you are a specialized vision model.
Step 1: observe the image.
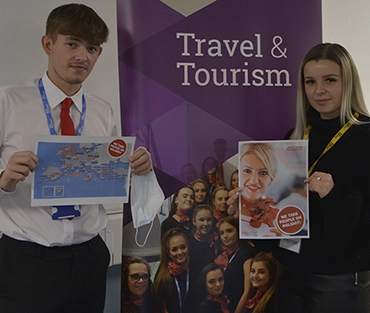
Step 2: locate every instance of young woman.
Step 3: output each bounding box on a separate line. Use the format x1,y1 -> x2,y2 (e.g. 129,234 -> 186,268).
215,216 -> 255,313
230,169 -> 239,190
245,252 -> 278,313
189,205 -> 220,279
196,263 -> 230,313
161,186 -> 195,238
190,179 -> 210,206
121,257 -> 154,313
228,43 -> 370,313
201,156 -> 224,195
179,163 -> 198,184
273,43 -> 370,313
239,143 -> 280,237
212,186 -> 230,228
153,229 -> 195,313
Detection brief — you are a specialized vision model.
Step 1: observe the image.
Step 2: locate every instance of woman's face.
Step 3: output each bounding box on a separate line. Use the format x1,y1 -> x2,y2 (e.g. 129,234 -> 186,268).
181,164 -> 197,183
240,153 -> 274,203
175,187 -> 194,212
168,235 -> 190,265
128,263 -> 149,297
303,59 -> 343,120
193,182 -> 207,204
250,261 -> 271,292
231,172 -> 239,189
193,209 -> 213,235
204,158 -> 218,173
213,189 -> 229,213
206,269 -> 225,297
219,222 -> 238,247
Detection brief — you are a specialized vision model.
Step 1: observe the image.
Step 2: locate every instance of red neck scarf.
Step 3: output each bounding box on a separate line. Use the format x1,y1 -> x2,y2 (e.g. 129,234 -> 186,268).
130,294 -> 143,307
207,173 -> 216,185
214,242 -> 239,269
174,209 -> 191,228
245,289 -> 263,309
213,209 -> 228,228
194,231 -> 219,247
167,260 -> 189,276
241,197 -> 278,228
207,294 -> 230,313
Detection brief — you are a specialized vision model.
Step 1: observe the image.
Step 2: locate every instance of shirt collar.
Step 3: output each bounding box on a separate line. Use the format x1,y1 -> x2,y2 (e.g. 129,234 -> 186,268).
41,73 -> 84,113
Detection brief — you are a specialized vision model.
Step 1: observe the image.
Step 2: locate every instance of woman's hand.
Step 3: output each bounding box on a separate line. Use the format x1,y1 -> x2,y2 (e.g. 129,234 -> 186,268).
304,171 -> 334,198
268,228 -> 282,237
227,187 -> 242,217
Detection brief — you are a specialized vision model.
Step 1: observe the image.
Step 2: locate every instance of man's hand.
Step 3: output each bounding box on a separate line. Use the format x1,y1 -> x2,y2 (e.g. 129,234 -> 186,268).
129,147 -> 152,176
0,151 -> 39,192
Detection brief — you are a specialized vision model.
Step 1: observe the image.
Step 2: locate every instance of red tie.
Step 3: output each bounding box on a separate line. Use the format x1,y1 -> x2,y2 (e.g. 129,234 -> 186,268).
60,98 -> 76,135
58,98 -> 76,220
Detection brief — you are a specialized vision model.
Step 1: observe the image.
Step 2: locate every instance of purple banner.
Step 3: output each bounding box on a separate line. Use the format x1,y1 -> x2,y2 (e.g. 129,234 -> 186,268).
117,0 -> 321,197
118,1 -> 321,312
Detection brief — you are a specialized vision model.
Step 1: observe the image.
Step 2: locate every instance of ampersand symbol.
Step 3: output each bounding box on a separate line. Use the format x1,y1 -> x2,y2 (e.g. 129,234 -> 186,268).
271,36 -> 287,58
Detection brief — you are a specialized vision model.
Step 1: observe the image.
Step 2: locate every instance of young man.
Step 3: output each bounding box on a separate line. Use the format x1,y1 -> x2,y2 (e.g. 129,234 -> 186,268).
0,4 -> 153,313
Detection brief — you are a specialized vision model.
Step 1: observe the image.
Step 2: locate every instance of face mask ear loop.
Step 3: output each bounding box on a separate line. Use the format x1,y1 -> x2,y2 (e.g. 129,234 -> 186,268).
134,219 -> 155,248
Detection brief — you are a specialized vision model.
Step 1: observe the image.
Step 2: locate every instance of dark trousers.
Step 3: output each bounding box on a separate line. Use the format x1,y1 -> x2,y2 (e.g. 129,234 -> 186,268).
276,268 -> 370,313
0,234 -> 110,313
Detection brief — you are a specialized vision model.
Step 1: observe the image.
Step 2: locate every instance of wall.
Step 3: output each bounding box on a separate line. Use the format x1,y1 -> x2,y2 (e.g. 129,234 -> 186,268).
322,0 -> 370,106
0,0 -> 120,129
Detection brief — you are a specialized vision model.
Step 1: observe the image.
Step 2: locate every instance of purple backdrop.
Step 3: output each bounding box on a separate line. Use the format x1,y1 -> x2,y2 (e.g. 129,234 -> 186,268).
117,0 -> 322,198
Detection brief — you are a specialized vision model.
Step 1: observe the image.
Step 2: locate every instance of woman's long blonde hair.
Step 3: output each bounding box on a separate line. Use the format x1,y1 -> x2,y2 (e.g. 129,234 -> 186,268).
239,143 -> 278,179
291,43 -> 369,139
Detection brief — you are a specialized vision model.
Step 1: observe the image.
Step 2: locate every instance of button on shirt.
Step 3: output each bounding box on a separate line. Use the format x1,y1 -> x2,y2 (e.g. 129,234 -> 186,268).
0,73 -> 119,246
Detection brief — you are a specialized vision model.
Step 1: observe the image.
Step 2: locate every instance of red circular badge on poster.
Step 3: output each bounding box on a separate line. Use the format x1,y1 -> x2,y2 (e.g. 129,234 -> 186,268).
108,139 -> 127,158
276,206 -> 305,235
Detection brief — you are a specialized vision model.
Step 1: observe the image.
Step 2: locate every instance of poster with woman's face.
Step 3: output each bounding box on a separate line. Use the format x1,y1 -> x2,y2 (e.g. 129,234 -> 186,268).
239,140 -> 309,239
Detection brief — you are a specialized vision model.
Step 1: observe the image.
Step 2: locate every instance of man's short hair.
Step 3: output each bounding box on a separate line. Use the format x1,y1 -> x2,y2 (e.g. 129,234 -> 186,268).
46,3 -> 109,45
213,138 -> 227,146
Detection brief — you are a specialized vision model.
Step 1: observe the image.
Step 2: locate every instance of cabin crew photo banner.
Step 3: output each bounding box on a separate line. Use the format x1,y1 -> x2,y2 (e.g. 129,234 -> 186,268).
118,1 -> 321,312
117,0 -> 322,199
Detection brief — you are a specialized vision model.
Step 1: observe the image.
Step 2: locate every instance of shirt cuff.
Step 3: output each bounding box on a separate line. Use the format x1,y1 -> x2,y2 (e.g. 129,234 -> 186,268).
0,169 -> 16,195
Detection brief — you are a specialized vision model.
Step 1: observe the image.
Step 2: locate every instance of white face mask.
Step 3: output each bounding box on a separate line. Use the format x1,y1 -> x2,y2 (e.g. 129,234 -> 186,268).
130,170 -> 164,229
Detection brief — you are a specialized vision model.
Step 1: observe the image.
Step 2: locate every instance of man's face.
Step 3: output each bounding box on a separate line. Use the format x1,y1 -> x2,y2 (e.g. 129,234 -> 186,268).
214,143 -> 227,159
42,34 -> 102,95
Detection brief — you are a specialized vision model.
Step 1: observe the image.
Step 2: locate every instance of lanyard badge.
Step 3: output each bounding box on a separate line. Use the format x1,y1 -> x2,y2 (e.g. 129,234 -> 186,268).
38,78 -> 86,220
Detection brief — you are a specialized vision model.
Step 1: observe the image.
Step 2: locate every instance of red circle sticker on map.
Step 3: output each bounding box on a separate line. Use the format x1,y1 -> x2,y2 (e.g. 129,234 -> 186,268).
276,206 -> 305,235
108,139 -> 127,158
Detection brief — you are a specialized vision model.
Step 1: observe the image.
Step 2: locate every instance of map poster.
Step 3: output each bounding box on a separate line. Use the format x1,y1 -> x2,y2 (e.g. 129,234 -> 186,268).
238,140 -> 309,239
31,136 -> 135,206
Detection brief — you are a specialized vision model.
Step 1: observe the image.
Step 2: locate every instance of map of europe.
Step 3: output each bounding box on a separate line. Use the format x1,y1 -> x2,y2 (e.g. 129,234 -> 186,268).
33,142 -> 130,200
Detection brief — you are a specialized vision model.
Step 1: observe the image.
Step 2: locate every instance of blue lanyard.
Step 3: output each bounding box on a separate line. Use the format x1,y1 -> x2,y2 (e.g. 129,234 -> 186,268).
229,247 -> 240,264
173,269 -> 189,313
38,78 -> 86,136
223,247 -> 240,272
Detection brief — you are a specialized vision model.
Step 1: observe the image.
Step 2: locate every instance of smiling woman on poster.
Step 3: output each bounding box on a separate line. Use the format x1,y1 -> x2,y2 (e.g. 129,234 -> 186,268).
153,229 -> 195,313
215,216 -> 255,313
121,257 -> 154,313
161,186 -> 195,238
196,263 -> 230,313
245,252 -> 278,313
239,143 -> 280,237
